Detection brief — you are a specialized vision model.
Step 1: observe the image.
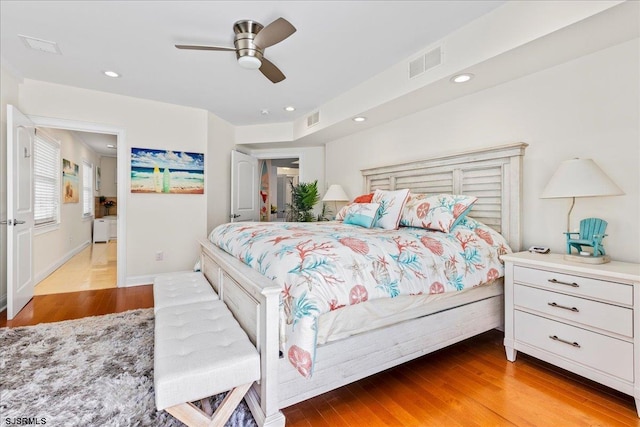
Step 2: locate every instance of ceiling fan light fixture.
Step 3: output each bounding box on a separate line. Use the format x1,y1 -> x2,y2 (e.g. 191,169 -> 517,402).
238,56 -> 262,70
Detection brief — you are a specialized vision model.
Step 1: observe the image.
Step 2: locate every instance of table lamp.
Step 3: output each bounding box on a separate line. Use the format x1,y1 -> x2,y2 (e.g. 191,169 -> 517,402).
322,184 -> 349,219
541,158 -> 623,262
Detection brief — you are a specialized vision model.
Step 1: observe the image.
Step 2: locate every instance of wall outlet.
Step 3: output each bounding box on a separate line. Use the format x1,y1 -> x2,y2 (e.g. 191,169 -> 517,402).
155,251 -> 164,261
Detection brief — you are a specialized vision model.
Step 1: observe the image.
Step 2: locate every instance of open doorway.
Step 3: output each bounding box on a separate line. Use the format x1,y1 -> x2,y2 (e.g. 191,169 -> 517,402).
261,158 -> 298,222
32,128 -> 118,295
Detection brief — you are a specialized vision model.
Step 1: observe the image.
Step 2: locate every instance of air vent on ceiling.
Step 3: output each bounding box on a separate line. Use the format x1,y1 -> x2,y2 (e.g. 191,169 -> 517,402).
306,111 -> 320,128
408,46 -> 442,79
19,34 -> 62,55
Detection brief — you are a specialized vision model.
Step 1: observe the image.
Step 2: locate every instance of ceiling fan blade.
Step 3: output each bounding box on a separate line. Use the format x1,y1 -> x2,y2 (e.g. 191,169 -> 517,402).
253,17 -> 296,49
260,57 -> 286,83
175,44 -> 236,52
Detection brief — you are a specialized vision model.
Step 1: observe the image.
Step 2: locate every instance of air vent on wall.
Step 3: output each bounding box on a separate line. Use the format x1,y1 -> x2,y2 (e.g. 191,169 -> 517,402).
408,46 -> 442,79
306,111 -> 320,128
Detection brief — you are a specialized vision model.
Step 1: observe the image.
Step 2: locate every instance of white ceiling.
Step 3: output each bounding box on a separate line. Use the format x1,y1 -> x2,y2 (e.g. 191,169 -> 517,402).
69,130 -> 118,157
0,1 -> 505,126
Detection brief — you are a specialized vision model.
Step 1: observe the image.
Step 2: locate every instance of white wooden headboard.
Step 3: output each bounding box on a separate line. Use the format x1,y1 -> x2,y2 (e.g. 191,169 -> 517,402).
362,142 -> 528,251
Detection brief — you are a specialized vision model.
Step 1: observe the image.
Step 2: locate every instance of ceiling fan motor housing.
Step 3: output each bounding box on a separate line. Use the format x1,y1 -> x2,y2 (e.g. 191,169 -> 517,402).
233,20 -> 264,63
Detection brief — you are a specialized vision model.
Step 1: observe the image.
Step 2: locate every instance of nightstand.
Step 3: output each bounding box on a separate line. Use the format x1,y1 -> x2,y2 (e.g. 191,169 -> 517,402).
501,252 -> 640,417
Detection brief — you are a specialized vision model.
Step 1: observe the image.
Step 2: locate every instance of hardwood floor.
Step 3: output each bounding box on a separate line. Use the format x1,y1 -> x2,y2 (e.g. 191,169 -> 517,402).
0,285 -> 152,328
34,240 -> 117,295
2,288 -> 638,425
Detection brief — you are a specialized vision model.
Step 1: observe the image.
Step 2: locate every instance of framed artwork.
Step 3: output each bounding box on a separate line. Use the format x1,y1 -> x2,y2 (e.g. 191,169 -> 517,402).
130,147 -> 204,194
62,159 -> 79,203
95,166 -> 101,191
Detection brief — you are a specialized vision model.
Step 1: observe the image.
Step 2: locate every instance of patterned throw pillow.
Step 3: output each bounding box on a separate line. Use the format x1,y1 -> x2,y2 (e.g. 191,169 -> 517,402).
335,193 -> 376,221
400,193 -> 477,233
335,204 -> 351,221
342,203 -> 381,228
371,189 -> 410,230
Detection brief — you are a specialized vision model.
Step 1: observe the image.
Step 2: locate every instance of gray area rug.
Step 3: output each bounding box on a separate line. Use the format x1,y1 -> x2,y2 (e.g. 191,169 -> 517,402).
1,309 -> 257,426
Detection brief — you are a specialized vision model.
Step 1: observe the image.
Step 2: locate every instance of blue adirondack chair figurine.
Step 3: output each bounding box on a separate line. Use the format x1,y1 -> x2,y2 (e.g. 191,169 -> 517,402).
564,218 -> 608,256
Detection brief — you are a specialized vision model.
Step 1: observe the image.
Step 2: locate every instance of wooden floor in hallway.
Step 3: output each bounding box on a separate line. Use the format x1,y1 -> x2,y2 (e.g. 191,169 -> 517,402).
34,240 -> 117,295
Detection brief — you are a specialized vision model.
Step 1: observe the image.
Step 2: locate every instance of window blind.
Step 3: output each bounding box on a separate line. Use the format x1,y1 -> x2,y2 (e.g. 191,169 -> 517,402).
34,133 -> 60,226
82,161 -> 93,217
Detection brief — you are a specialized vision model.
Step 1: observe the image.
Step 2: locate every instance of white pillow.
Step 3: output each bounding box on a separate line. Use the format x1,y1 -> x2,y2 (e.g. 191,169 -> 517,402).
371,189 -> 410,230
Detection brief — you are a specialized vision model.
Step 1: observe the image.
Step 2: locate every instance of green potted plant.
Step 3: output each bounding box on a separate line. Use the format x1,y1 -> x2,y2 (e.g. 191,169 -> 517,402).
287,180 -> 319,222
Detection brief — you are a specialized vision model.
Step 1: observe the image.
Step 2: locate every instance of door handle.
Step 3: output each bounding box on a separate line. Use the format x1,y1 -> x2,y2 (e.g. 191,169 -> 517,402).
1,219 -> 25,226
230,214 -> 241,219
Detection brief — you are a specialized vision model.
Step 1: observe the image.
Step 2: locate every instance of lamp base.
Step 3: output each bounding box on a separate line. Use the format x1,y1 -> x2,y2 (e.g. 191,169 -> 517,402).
564,254 -> 611,264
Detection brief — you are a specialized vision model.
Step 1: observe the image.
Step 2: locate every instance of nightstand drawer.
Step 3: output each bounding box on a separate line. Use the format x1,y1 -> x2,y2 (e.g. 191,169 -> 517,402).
513,266 -> 633,305
514,284 -> 633,337
515,311 -> 633,382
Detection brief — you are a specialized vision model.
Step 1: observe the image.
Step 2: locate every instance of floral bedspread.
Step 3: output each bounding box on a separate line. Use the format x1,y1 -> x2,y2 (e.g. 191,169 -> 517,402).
208,217 -> 510,377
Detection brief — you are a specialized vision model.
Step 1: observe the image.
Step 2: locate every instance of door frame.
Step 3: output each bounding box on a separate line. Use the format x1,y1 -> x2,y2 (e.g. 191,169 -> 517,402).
27,114 -> 127,287
248,148 -> 303,221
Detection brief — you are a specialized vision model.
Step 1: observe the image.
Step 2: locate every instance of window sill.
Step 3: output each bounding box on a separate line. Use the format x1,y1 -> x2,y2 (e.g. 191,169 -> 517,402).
34,222 -> 60,236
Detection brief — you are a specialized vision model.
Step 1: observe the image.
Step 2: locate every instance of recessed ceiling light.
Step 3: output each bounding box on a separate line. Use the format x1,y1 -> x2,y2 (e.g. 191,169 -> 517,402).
261,109 -> 270,115
450,73 -> 474,83
284,106 -> 296,112
106,144 -> 116,149
104,70 -> 120,78
353,116 -> 367,122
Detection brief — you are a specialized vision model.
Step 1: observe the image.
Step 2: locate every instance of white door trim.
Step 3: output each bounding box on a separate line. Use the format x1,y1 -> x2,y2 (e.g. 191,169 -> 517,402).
27,115 -> 127,288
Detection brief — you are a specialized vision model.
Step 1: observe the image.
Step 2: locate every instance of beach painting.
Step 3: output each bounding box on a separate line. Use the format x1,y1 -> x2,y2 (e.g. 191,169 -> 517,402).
130,147 -> 204,194
62,159 -> 79,203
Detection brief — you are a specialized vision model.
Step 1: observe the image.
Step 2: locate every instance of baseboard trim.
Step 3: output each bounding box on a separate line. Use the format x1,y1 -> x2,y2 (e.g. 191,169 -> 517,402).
124,275 -> 155,287
35,240 -> 91,285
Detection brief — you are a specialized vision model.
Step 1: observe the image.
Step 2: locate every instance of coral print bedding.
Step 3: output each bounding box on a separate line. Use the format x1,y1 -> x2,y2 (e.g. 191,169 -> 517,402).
209,217 -> 510,378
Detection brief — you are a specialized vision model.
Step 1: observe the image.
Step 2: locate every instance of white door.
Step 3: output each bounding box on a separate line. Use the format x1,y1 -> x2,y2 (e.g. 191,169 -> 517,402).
230,150 -> 258,222
6,105 -> 35,319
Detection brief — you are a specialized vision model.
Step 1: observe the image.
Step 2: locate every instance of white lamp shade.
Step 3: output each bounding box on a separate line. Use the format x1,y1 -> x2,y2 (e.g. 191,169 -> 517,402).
322,184 -> 349,202
541,158 -> 624,199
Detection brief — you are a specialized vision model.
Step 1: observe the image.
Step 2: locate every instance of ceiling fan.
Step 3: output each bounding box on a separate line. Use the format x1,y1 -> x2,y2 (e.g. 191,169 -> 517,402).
176,17 -> 296,84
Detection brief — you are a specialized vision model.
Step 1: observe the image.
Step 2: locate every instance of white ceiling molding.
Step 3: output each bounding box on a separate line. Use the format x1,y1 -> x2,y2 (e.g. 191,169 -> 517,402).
235,0 -> 633,148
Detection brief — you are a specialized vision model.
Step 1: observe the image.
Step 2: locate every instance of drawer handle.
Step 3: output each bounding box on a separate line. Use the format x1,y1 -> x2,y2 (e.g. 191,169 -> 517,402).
548,278 -> 579,288
549,335 -> 581,348
547,302 -> 579,312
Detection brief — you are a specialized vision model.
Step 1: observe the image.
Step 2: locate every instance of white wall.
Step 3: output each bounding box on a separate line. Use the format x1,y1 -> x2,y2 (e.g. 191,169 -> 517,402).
33,127 -> 100,284
206,112 -> 236,234
99,156 -> 117,198
326,39 -> 640,263
0,65 -> 21,307
19,79 -> 210,281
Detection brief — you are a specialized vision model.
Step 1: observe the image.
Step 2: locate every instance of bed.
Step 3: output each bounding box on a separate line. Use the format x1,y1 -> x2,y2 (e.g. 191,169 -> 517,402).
199,142 -> 528,426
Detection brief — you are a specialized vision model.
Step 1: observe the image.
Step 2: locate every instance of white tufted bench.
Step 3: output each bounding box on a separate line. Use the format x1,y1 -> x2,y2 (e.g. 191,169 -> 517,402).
153,271 -> 218,313
154,299 -> 260,427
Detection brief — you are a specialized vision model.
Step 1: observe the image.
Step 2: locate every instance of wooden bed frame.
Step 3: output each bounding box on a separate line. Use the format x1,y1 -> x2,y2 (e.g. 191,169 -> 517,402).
199,142 -> 528,426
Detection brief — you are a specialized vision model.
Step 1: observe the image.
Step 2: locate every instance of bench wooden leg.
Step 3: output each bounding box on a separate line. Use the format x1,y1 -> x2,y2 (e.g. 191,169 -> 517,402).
166,382 -> 253,427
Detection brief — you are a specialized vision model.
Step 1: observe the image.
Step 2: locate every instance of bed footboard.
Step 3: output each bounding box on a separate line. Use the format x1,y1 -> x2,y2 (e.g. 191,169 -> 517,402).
199,239 -> 285,427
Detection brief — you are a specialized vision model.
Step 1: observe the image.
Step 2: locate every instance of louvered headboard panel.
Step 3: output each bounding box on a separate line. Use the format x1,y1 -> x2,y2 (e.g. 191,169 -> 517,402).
361,143 -> 528,251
